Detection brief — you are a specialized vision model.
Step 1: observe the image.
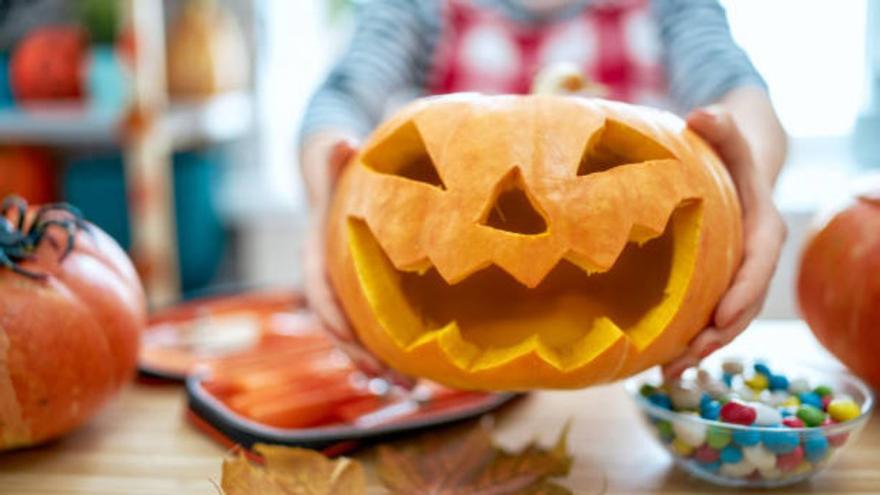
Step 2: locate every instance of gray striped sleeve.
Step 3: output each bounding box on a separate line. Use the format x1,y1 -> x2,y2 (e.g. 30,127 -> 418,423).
299,0 -> 436,141
654,0 -> 767,111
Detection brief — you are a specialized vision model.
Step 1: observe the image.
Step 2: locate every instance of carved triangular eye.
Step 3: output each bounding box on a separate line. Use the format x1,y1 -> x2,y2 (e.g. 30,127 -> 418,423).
578,119 -> 674,176
481,168 -> 548,235
363,121 -> 446,189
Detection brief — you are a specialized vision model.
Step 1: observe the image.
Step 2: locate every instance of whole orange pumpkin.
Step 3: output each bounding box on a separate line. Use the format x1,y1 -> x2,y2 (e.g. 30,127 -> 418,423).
326,95 -> 742,390
10,26 -> 86,102
798,186 -> 880,389
0,198 -> 145,450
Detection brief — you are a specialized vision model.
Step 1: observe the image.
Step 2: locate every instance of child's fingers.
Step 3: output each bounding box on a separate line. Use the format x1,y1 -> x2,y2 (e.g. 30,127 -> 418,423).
328,139 -> 360,184
686,107 -> 752,175
716,203 -> 786,327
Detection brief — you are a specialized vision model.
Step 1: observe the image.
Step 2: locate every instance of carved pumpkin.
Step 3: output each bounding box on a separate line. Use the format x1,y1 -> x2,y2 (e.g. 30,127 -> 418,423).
10,26 -> 86,102
798,186 -> 880,389
326,95 -> 742,390
0,199 -> 145,450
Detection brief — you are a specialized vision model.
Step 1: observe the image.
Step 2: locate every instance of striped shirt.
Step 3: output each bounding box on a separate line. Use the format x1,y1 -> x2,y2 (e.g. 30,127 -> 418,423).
300,0 -> 766,140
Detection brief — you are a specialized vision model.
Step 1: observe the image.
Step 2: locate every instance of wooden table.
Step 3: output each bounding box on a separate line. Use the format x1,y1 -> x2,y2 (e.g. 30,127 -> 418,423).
1,320 -> 878,494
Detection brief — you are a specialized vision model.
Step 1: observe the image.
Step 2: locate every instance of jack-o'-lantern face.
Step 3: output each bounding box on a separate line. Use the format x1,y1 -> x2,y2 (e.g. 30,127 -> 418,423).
327,95 -> 742,390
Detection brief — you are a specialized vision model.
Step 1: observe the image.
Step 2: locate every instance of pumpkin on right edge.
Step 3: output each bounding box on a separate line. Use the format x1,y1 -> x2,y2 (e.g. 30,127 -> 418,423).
798,187 -> 880,389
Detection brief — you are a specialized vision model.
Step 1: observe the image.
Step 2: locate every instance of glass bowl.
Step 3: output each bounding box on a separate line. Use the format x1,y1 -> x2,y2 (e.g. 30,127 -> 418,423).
626,360 -> 874,488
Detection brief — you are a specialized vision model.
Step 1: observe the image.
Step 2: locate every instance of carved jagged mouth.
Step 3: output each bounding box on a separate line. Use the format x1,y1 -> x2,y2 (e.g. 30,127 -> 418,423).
347,201 -> 703,372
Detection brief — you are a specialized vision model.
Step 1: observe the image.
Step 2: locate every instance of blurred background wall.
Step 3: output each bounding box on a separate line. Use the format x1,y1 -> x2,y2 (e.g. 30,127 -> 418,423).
0,0 -> 876,318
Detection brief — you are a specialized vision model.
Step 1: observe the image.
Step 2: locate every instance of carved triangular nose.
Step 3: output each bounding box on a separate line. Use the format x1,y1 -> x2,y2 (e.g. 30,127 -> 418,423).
480,168 -> 548,235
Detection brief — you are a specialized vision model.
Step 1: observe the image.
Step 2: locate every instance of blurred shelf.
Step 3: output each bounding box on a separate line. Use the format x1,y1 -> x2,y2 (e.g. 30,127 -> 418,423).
165,91 -> 254,148
0,91 -> 253,148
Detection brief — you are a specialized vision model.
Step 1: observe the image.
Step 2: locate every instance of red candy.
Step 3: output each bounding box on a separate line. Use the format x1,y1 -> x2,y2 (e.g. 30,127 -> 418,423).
783,417 -> 805,428
822,395 -> 833,410
776,445 -> 805,471
823,417 -> 849,447
720,402 -> 757,425
695,444 -> 721,463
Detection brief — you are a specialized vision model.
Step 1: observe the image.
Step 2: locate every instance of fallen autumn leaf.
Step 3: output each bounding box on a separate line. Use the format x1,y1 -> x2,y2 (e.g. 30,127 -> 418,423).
221,443 -> 366,495
377,420 -> 573,495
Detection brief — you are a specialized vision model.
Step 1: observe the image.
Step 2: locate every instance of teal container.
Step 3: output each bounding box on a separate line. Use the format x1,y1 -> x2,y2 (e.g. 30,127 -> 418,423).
64,148 -> 226,292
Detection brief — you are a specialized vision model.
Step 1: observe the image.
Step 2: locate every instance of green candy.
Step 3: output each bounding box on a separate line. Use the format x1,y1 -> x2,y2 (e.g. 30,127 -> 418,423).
814,385 -> 833,398
656,420 -> 674,442
640,383 -> 658,397
797,404 -> 827,427
707,426 -> 732,449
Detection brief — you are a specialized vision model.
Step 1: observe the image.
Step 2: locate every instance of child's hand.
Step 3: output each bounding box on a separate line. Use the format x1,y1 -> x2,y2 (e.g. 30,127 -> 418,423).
663,106 -> 787,379
302,138 -> 415,387
302,139 -> 388,375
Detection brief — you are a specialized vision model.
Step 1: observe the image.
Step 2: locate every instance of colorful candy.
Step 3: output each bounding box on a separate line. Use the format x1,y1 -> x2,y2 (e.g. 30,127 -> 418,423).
637,359 -> 867,484
762,428 -> 800,454
827,399 -> 860,422
752,402 -> 783,426
803,433 -> 829,462
796,405 -> 826,427
672,416 -> 706,447
745,373 -> 769,391
720,445 -> 744,464
695,444 -> 721,464
799,392 -> 824,410
776,445 -> 805,472
721,402 -> 756,425
707,426 -> 732,449
732,428 -> 762,447
743,445 -> 777,470
722,359 -> 744,375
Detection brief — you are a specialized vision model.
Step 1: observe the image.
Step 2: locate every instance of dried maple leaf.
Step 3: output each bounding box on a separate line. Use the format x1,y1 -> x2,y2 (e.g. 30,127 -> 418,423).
377,420 -> 573,495
221,443 -> 366,495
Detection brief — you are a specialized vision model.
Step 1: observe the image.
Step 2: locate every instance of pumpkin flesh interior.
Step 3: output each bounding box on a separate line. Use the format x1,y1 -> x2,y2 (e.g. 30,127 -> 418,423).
346,200 -> 702,371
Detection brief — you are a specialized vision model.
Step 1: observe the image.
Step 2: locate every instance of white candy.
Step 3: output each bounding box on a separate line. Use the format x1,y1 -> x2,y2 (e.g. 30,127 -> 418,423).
697,368 -> 713,386
788,378 -> 810,395
759,466 -> 783,480
743,445 -> 777,470
704,379 -> 730,400
766,390 -> 790,407
672,414 -> 707,447
734,386 -> 758,402
722,358 -> 744,375
750,402 -> 783,426
719,459 -> 755,478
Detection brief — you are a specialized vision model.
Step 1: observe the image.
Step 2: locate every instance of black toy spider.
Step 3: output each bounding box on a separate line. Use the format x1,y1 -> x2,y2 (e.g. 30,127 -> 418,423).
0,195 -> 89,279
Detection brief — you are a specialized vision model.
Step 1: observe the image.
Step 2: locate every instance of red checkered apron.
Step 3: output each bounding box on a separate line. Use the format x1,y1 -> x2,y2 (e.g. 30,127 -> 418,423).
428,0 -> 667,105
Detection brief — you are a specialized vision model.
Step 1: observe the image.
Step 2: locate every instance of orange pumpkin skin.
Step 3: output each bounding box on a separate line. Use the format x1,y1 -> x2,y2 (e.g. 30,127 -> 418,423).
798,191 -> 880,389
10,26 -> 86,102
0,147 -> 57,204
0,212 -> 145,450
327,95 -> 742,390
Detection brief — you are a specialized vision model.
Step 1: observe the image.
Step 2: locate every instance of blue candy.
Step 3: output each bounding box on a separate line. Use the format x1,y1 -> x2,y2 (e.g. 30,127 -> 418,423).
700,400 -> 721,420
732,428 -> 761,446
762,428 -> 801,454
754,362 -> 772,376
700,393 -> 712,408
769,374 -> 790,391
720,445 -> 744,464
799,391 -> 824,409
648,392 -> 673,410
722,372 -> 734,387
804,433 -> 829,462
699,460 -> 722,473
